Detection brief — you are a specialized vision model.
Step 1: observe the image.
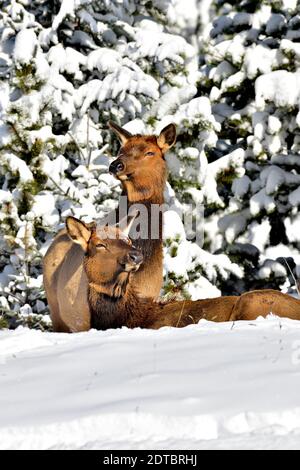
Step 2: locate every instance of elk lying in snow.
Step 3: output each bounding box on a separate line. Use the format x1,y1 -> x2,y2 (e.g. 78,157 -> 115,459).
230,289 -> 300,321
43,122 -> 176,332
59,215 -> 236,330
47,214 -> 300,332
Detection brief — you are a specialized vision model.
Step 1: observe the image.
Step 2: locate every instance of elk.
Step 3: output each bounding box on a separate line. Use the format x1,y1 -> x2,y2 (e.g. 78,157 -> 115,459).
45,214 -> 300,332
58,215 -> 237,330
43,213 -> 141,332
230,289 -> 300,322
43,122 -> 176,332
107,121 -> 176,300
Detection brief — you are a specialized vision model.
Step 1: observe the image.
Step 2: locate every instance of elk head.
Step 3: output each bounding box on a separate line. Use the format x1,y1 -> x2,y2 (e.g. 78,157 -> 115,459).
108,121 -> 176,201
66,212 -> 143,298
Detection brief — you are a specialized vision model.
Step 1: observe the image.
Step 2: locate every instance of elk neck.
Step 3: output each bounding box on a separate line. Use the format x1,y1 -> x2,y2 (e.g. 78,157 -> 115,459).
121,166 -> 166,205
116,190 -> 165,263
88,282 -> 155,330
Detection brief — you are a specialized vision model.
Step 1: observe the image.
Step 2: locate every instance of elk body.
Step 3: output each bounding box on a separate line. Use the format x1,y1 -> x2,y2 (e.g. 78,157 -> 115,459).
43,122 -> 176,332
62,216 -> 237,331
230,289 -> 300,322
56,216 -> 300,332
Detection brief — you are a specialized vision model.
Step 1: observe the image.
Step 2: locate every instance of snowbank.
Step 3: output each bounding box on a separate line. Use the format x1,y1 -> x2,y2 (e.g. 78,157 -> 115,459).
1,318 -> 300,449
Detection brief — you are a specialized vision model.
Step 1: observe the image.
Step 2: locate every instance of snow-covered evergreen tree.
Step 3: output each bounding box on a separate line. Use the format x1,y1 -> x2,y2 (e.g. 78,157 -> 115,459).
3,0 -> 299,330
0,0 -> 241,328
198,0 -> 300,295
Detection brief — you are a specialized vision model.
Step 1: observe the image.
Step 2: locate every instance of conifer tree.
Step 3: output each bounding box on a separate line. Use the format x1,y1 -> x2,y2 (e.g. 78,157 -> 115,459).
1,0 -> 236,326
198,0 -> 300,294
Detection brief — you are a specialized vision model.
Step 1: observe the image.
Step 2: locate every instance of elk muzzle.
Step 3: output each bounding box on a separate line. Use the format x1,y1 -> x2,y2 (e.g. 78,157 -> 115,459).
125,250 -> 143,272
109,159 -> 125,177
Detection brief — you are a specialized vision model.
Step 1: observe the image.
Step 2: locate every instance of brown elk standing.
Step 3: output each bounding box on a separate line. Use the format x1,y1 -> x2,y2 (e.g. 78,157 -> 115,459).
107,121 -> 176,300
43,122 -> 176,332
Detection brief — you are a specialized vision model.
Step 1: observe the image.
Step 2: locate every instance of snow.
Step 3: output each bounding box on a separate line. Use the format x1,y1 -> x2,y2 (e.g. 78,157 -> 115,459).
261,166 -> 300,195
250,189 -> 276,217
266,14 -> 286,35
52,0 -> 77,31
87,48 -> 121,73
210,148 -> 245,177
0,189 -> 12,204
132,29 -> 194,64
41,154 -> 69,185
1,320 -> 300,450
31,194 -> 60,228
169,0 -> 200,33
285,218 -> 300,244
48,44 -> 86,78
232,12 -> 251,27
288,187 -> 300,206
203,148 -> 246,208
163,210 -> 186,242
148,86 -> 197,120
0,265 -> 15,290
239,220 -> 271,253
75,67 -> 159,116
258,259 -> 287,279
212,37 -> 245,66
13,29 -> 37,65
232,175 -> 251,199
186,276 -> 221,299
166,96 -> 217,130
255,70 -> 300,109
210,61 -> 236,83
281,39 -> 300,60
268,115 -> 281,134
5,153 -> 33,183
282,0 -> 297,12
244,45 -> 278,80
219,213 -> 247,244
221,71 -> 245,93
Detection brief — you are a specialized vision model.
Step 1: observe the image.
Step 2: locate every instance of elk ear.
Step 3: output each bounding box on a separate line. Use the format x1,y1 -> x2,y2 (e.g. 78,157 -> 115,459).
108,121 -> 132,145
66,216 -> 91,251
117,210 -> 139,237
157,123 -> 176,153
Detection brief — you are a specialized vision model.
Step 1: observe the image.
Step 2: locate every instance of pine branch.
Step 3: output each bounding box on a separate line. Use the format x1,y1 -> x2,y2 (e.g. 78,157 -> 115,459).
47,175 -> 81,205
86,111 -> 92,169
67,131 -> 86,162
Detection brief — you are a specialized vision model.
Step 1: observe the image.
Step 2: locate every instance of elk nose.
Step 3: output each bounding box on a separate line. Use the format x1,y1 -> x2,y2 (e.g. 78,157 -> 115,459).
129,250 -> 143,265
109,160 -> 124,175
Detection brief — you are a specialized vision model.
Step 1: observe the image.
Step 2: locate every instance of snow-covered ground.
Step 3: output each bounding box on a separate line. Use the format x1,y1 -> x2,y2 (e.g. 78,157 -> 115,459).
1,317 -> 300,450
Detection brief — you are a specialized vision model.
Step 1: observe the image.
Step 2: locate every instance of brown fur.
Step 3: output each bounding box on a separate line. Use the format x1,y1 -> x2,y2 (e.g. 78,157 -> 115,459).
43,123 -> 176,332
50,220 -> 238,330
90,275 -> 300,331
77,224 -> 300,329
90,290 -> 238,330
117,135 -> 167,203
43,216 -> 141,332
43,229 -> 90,332
109,123 -> 176,300
45,220 -> 300,333
230,289 -> 300,321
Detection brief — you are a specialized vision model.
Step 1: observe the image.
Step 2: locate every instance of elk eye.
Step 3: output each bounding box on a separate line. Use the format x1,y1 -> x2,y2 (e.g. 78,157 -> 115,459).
145,151 -> 155,156
96,243 -> 106,249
